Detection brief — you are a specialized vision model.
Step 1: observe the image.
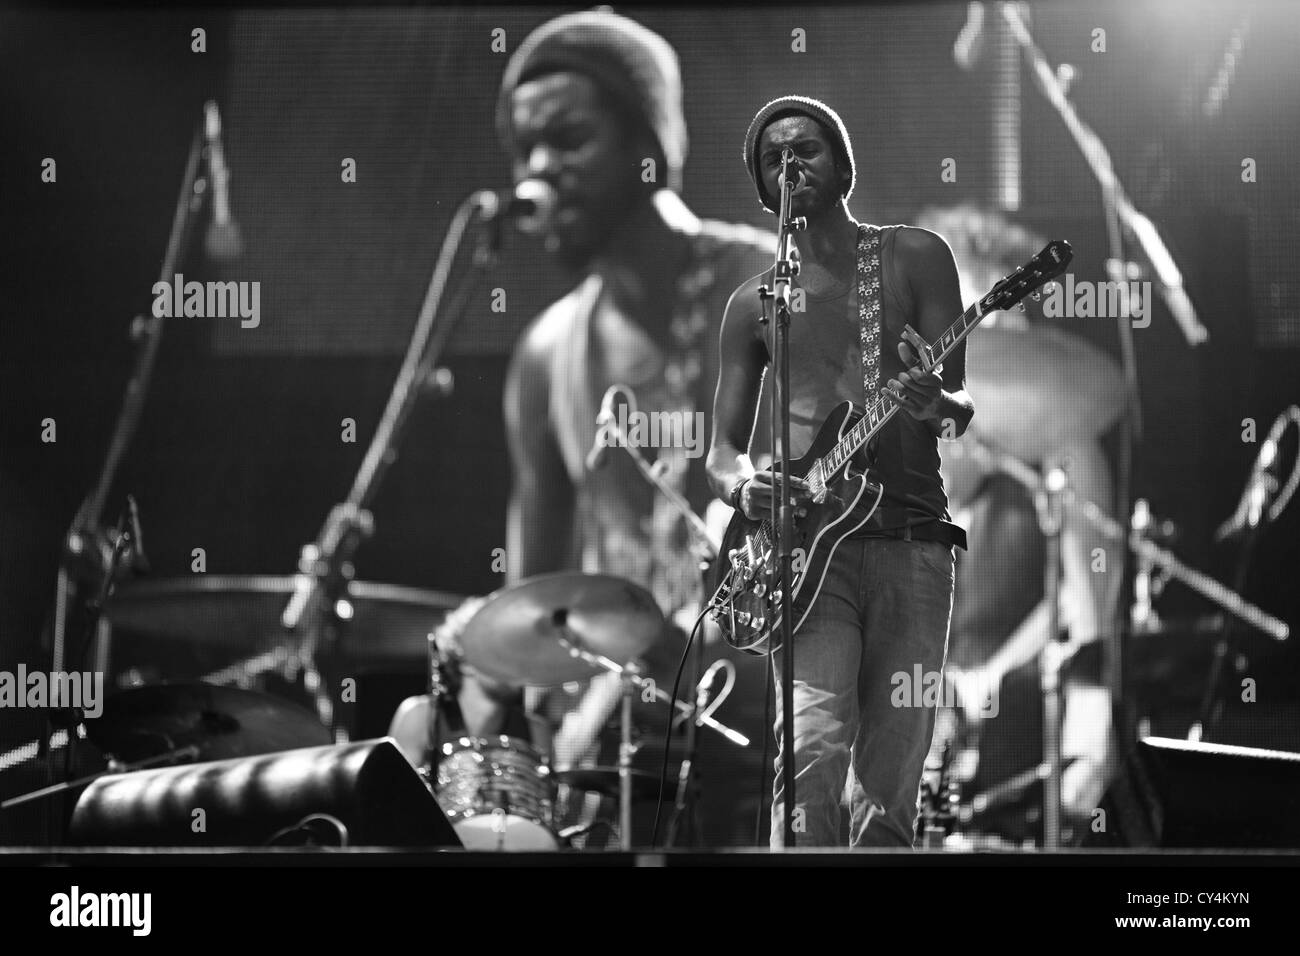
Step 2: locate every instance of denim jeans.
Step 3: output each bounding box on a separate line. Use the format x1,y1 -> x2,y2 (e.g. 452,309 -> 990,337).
771,536 -> 955,848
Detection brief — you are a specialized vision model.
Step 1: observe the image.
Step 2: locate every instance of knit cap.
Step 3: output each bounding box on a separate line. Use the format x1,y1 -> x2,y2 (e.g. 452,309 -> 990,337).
743,95 -> 855,212
498,11 -> 687,192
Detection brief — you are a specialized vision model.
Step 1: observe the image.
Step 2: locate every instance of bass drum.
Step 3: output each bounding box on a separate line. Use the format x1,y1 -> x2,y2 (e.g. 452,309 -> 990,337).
432,736 -> 557,850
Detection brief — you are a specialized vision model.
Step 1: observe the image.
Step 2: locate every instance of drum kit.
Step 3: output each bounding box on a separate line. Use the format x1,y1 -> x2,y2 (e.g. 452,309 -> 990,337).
4,567 -> 747,852
393,571 -> 747,851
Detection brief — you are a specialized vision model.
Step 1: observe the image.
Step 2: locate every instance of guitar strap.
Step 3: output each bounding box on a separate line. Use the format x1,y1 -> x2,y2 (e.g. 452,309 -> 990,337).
855,222 -> 884,419
853,222 -> 967,550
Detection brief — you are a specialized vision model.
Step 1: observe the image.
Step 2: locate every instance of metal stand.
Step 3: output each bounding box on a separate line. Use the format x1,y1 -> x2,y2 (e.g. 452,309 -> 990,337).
1034,466 -> 1067,849
1,745 -> 200,812
618,666 -> 636,850
591,382 -> 721,846
756,149 -> 805,847
43,107 -> 213,843
279,190 -> 498,739
550,627 -> 749,849
1000,2 -> 1207,766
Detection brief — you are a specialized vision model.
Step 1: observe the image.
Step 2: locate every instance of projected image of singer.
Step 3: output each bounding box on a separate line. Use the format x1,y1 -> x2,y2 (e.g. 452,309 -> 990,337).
707,97 -> 974,848
392,11 -> 772,845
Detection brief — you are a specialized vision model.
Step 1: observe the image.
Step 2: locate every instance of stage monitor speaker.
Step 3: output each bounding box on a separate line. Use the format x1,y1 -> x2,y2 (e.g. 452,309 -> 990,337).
68,738 -> 461,848
1086,736 -> 1300,849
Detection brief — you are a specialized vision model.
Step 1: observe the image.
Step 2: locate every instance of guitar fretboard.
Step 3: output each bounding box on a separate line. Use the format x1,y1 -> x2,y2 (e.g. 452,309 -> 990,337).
817,297 -> 988,480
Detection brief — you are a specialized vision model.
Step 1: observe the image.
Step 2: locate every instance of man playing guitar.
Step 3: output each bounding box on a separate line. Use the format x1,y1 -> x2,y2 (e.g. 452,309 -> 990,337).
707,95 -> 975,847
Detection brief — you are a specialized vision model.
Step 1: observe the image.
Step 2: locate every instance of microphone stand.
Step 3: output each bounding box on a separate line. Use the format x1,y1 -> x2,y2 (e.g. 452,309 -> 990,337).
999,3 -> 1208,774
757,150 -> 805,847
1034,465 -> 1068,849
278,191 -> 500,739
43,108 -> 210,844
591,384 -> 738,846
1194,409 -> 1299,740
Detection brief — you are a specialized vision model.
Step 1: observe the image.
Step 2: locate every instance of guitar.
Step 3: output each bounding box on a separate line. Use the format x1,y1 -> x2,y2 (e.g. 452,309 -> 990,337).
708,240 -> 1073,653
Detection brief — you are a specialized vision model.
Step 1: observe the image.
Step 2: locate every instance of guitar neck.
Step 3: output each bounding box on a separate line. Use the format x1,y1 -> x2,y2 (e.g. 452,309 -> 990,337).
822,300 -> 989,474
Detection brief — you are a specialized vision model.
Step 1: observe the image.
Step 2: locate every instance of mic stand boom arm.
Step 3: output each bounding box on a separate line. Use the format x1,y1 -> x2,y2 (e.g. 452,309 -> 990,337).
279,191 -> 497,737
43,108 -> 210,844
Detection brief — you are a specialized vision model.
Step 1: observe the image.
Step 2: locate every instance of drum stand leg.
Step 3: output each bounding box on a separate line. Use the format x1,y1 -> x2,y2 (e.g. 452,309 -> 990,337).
618,668 -> 634,851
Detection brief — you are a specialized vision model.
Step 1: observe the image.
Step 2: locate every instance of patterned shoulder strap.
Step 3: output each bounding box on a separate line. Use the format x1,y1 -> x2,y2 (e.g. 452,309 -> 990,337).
855,223 -> 883,403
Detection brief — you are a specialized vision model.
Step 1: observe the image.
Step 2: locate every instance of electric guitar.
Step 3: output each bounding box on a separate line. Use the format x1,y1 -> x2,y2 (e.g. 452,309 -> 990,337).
709,240 -> 1073,653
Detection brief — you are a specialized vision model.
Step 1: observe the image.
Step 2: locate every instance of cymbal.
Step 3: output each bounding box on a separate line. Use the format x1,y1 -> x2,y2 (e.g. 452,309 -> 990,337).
106,575 -> 465,660
553,767 -> 670,801
459,572 -> 664,686
86,682 -> 332,763
963,320 -> 1126,463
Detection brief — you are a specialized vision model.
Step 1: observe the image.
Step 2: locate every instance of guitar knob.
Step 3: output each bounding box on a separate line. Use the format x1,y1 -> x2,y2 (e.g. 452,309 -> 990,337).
736,611 -> 751,626
752,617 -> 766,631
752,581 -> 766,598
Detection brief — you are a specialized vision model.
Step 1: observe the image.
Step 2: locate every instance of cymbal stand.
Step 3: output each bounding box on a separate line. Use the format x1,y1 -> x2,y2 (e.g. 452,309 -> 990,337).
1033,465 -> 1068,850
550,626 -> 751,850
592,382 -> 719,844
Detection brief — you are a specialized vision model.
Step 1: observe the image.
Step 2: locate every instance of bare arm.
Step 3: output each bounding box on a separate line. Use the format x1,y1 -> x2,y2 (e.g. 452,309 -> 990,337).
706,277 -> 767,504
458,322 -> 575,736
503,323 -> 576,582
888,227 -> 975,438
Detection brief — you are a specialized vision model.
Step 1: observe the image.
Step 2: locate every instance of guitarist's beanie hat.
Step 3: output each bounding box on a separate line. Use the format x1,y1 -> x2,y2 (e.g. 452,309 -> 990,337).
497,11 -> 687,193
743,95 -> 855,213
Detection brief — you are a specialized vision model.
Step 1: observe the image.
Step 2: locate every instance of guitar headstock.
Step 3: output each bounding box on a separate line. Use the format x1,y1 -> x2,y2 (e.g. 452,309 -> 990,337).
980,240 -> 1073,315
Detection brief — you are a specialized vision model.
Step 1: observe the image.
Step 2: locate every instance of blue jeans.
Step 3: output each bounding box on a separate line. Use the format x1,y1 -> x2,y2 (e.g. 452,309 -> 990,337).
771,537 -> 955,848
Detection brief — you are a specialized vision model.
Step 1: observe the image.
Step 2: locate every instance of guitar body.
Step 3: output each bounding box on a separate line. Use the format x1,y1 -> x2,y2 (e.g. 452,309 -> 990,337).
711,402 -> 884,653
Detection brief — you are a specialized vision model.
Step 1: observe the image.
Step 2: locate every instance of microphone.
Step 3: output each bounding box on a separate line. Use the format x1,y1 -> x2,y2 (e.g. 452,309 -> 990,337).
477,179 -> 558,235
585,385 -> 621,472
953,1 -> 987,71
126,494 -> 150,575
203,101 -> 244,262
1214,409 -> 1298,542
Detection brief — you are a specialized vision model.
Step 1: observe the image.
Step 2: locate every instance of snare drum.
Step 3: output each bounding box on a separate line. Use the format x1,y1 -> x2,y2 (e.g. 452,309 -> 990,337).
432,736 -> 557,850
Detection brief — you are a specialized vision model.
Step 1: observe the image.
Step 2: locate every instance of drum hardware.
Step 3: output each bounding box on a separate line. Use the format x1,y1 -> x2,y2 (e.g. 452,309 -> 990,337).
941,431 -> 1289,847
552,766 -> 668,801
1,746 -> 201,812
587,383 -> 728,847
456,573 -> 749,746
1,682 -> 331,813
447,573 -> 748,849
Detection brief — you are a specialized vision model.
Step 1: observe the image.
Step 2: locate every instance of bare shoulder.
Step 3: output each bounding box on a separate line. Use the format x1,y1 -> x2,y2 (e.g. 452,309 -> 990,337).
722,270 -> 772,343
507,280 -> 591,381
891,224 -> 957,265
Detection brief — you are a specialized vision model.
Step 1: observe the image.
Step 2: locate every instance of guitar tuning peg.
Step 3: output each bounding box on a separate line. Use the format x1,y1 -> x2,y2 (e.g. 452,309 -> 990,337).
1015,301 -> 1027,313
1030,290 -> 1042,301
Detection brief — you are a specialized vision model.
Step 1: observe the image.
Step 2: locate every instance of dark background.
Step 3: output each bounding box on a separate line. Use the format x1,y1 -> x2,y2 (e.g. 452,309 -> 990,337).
2,2 -> 1298,845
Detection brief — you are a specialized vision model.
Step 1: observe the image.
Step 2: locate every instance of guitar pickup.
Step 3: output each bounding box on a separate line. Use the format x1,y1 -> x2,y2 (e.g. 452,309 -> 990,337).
901,324 -> 936,372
